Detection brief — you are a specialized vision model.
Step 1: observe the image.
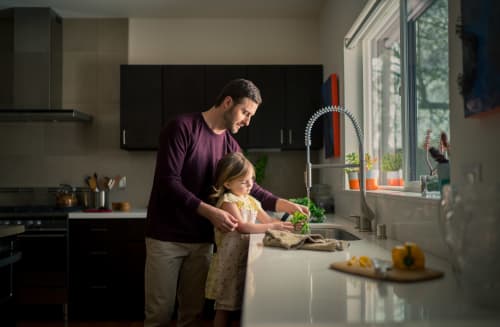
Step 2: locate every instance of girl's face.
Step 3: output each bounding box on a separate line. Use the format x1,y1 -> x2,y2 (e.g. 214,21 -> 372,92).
224,170 -> 254,196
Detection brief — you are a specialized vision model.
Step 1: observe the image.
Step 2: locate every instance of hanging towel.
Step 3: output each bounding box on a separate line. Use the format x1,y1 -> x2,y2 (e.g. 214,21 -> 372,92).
262,230 -> 349,252
321,73 -> 341,158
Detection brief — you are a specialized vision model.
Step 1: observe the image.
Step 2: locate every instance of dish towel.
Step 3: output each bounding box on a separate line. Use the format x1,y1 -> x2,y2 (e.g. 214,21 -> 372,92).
262,230 -> 349,252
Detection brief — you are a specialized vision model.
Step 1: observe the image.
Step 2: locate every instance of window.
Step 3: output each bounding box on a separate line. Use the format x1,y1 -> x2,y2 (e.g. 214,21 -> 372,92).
344,0 -> 449,187
408,0 -> 449,180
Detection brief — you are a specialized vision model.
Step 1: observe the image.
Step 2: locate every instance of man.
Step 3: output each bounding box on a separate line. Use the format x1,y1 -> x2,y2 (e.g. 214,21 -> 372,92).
144,78 -> 309,327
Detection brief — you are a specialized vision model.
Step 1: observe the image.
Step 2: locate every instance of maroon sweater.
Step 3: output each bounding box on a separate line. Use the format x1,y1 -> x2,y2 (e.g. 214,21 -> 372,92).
145,112 -> 278,243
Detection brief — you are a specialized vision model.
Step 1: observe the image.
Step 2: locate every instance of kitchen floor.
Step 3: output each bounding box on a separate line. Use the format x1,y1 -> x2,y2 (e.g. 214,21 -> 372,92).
17,321 -> 214,327
17,320 -> 240,326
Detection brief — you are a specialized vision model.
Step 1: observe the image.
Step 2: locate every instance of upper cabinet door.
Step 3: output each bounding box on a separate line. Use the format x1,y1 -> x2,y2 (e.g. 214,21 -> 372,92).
205,65 -> 249,149
120,65 -> 162,150
162,65 -> 205,126
246,66 -> 285,149
284,66 -> 323,150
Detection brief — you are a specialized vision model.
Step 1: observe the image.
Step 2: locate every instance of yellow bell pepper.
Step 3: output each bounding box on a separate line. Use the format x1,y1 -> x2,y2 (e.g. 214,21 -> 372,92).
392,242 -> 425,270
347,255 -> 372,268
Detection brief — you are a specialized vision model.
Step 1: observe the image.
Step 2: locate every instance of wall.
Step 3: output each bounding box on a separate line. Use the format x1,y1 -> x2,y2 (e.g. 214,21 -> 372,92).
0,16 -> 322,207
0,19 -> 155,207
320,0 -> 500,260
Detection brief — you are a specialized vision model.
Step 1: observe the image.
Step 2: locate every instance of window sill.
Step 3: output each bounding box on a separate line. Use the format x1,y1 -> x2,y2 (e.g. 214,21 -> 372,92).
342,186 -> 441,203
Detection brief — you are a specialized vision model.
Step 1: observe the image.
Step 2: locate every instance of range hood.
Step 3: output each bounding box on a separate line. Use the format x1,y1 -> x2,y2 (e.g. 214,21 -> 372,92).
0,7 -> 93,122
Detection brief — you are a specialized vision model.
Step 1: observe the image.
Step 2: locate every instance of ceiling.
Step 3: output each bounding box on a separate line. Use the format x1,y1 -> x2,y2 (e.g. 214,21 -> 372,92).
0,0 -> 325,18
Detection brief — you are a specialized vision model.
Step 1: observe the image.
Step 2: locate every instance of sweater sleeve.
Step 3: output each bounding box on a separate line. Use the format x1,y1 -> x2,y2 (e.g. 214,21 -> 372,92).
156,119 -> 201,212
250,182 -> 279,211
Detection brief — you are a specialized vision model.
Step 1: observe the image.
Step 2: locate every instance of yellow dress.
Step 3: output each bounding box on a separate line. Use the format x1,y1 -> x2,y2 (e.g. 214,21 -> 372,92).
205,192 -> 262,311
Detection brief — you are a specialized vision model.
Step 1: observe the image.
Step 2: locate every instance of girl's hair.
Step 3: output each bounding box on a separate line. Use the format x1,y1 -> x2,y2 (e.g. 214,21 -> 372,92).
211,152 -> 255,202
213,78 -> 262,107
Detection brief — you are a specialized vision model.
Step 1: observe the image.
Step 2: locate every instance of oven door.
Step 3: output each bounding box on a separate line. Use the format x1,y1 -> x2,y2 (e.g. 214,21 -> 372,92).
0,237 -> 22,327
15,229 -> 68,306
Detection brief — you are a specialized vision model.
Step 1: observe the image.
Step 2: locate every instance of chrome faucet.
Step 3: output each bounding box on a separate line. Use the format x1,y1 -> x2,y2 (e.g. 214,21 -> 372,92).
305,105 -> 375,232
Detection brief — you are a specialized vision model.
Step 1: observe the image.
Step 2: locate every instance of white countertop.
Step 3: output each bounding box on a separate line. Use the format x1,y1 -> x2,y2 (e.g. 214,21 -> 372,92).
242,215 -> 500,326
68,209 -> 147,219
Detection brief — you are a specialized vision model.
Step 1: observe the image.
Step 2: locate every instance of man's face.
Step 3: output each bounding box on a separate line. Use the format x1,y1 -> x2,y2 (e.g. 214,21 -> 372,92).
223,97 -> 258,134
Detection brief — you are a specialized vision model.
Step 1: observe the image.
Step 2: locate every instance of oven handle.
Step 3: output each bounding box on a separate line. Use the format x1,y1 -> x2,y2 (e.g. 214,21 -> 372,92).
0,251 -> 22,268
18,233 -> 66,238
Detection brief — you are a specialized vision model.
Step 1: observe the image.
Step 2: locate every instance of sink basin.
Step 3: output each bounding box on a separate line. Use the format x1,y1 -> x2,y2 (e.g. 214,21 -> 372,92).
309,226 -> 360,241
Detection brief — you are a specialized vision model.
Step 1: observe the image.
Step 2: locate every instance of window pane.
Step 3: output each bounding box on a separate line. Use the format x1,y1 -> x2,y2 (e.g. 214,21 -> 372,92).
414,0 -> 449,178
369,18 -> 402,185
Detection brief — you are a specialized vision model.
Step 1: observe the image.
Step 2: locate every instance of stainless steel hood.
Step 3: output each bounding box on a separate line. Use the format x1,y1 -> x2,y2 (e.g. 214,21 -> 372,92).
0,7 -> 93,123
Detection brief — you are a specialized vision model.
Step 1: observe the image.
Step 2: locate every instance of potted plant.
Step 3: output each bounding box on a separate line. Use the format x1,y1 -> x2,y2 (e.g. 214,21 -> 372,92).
381,151 -> 404,186
364,153 -> 379,190
345,152 -> 360,190
345,153 -> 378,190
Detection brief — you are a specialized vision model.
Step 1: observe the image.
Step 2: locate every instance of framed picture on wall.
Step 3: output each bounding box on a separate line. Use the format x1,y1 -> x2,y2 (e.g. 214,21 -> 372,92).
459,0 -> 500,117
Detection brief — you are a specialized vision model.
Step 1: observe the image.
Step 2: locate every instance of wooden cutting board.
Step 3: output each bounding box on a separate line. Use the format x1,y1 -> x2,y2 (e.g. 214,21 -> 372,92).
330,260 -> 444,283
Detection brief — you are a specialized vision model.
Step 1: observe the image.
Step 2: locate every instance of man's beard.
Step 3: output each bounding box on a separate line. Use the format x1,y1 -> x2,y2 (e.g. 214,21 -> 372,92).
223,105 -> 240,134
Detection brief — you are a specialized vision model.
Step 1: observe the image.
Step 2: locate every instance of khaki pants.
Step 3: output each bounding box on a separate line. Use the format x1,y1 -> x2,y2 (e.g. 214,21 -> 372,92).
144,237 -> 213,327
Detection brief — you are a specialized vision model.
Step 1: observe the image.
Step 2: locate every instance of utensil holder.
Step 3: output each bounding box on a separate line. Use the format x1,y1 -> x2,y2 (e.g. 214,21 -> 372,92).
93,190 -> 109,209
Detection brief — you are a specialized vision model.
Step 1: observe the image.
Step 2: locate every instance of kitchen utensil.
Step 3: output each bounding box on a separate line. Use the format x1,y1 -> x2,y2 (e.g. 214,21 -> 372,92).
92,190 -> 110,209
107,178 -> 115,190
329,260 -> 443,282
87,175 -> 97,191
118,176 -> 127,189
56,184 -> 78,208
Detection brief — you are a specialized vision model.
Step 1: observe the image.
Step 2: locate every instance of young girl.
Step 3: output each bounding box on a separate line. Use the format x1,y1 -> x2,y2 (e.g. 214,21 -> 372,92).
205,152 -> 294,327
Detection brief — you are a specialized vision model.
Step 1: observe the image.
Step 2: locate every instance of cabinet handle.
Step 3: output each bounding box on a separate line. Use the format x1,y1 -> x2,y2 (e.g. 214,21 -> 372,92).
122,129 -> 127,146
280,129 -> 284,144
289,130 -> 293,145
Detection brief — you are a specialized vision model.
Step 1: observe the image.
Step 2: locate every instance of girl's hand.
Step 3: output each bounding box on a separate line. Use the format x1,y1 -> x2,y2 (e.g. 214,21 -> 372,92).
272,221 -> 294,232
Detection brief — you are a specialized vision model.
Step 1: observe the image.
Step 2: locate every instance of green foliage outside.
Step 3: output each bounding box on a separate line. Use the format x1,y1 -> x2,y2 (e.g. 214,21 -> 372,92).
381,150 -> 403,172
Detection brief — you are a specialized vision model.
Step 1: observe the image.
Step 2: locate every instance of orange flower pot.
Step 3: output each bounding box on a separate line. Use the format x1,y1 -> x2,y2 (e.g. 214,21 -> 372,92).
347,172 -> 359,190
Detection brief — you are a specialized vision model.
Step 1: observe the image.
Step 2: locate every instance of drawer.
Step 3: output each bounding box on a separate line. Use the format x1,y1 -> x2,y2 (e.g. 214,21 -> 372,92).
70,219 -> 145,242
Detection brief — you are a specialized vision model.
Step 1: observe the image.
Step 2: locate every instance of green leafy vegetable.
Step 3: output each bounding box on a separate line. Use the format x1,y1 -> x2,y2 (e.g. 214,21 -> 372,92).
289,197 -> 326,223
290,211 -> 310,234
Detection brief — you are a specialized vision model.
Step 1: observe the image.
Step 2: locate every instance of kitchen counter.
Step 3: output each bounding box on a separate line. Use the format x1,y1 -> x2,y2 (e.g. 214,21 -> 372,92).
68,209 -> 147,219
0,225 -> 25,238
242,215 -> 500,326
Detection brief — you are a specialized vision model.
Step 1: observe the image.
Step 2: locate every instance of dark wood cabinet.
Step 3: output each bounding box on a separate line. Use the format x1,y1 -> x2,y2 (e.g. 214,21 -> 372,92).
246,66 -> 286,149
163,65 -> 205,126
120,64 -> 323,150
120,65 -> 163,150
68,218 -> 146,320
284,66 -> 323,150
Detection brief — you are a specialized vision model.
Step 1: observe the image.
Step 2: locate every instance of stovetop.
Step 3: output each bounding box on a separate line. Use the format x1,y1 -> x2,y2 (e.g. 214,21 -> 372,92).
0,205 -> 82,214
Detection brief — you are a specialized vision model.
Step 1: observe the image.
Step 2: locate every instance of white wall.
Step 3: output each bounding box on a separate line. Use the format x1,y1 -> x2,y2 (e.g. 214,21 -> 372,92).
129,18 -> 320,64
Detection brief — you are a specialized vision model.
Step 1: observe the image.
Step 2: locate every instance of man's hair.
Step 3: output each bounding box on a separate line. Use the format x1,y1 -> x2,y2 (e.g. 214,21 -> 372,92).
214,78 -> 262,107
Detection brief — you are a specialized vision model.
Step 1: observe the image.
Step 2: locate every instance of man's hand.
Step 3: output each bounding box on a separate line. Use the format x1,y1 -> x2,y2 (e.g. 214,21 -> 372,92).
198,202 -> 238,232
275,198 -> 310,217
